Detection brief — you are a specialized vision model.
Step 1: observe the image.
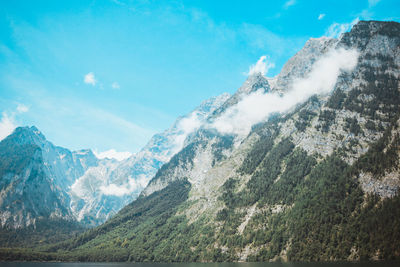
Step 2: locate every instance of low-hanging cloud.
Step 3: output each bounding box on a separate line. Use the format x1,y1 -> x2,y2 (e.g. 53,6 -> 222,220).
172,112 -> 203,153
211,48 -> 359,136
247,55 -> 275,76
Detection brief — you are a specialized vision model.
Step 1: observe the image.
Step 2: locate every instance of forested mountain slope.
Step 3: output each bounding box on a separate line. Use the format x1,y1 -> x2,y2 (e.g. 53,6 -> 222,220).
1,20 -> 399,262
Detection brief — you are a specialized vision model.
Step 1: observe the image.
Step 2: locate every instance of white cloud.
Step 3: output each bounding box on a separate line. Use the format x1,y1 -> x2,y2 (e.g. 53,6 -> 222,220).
247,55 -> 275,76
318,14 -> 326,20
0,112 -> 16,141
172,112 -> 203,152
111,82 -> 120,89
178,112 -> 202,134
284,0 -> 296,9
211,48 -> 359,136
94,149 -> 132,161
325,18 -> 360,38
84,72 -> 96,86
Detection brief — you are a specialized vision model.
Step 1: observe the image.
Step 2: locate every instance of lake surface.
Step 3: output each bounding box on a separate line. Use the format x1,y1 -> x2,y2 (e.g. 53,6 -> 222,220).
1,262 -> 400,267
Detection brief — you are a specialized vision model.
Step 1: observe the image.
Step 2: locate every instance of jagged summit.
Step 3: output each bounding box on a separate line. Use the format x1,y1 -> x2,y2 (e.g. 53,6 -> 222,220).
273,36 -> 337,93
340,20 -> 400,52
238,72 -> 271,95
4,126 -> 47,145
210,73 -> 270,119
348,20 -> 399,37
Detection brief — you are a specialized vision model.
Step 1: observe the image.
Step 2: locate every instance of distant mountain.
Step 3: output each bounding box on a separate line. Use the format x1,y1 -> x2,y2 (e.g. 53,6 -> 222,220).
34,20 -> 400,262
68,92 -> 231,226
0,126 -> 98,228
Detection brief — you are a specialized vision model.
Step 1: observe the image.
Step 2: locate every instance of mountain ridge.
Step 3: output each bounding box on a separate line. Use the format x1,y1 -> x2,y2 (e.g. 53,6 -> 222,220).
0,92 -> 231,230
30,20 -> 399,262
0,20 -> 399,262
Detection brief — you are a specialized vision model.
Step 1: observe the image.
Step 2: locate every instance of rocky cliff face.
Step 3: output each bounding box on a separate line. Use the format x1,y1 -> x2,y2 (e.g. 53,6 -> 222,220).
53,21 -> 400,262
0,126 -> 97,228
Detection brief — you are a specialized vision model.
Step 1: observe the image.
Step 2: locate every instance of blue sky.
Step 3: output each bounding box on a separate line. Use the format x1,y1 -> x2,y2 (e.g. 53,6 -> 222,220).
0,0 -> 399,156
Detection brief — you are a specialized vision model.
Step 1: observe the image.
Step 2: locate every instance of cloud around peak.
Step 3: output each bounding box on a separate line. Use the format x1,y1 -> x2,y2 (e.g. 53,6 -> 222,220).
211,47 -> 359,136
247,55 -> 275,76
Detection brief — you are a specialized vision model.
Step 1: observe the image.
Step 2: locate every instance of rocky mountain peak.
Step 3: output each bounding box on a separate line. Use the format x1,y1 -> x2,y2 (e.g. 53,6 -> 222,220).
209,73 -> 270,119
340,20 -> 400,50
238,72 -> 270,95
273,36 -> 337,93
4,126 -> 47,146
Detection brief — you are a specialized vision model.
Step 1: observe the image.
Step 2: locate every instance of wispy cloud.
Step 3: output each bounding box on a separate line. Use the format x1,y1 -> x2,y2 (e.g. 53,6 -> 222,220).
211,48 -> 359,136
16,104 -> 29,113
318,14 -> 326,20
84,72 -> 96,86
247,55 -> 275,76
325,18 -> 360,38
111,82 -> 120,89
239,23 -> 304,57
283,0 -> 296,9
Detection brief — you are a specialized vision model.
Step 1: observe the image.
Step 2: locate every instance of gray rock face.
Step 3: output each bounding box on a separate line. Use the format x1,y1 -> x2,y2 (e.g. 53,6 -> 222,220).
0,126 -> 97,228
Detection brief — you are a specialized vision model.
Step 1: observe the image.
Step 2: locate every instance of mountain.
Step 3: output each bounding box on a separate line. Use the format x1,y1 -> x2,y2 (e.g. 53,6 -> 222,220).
68,92 -> 231,226
19,20 -> 399,262
0,126 -> 98,228
0,72 -> 265,252
0,92 -> 231,238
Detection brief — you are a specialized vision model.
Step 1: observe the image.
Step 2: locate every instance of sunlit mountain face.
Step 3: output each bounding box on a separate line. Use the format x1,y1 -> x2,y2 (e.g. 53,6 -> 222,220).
1,20 -> 399,262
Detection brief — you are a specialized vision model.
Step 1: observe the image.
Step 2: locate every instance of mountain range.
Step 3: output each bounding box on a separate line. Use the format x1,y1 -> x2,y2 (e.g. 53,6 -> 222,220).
0,93 -> 230,230
0,20 -> 399,261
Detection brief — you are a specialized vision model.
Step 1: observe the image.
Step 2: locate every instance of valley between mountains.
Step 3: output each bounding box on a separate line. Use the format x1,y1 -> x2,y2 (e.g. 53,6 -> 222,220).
0,20 -> 400,262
